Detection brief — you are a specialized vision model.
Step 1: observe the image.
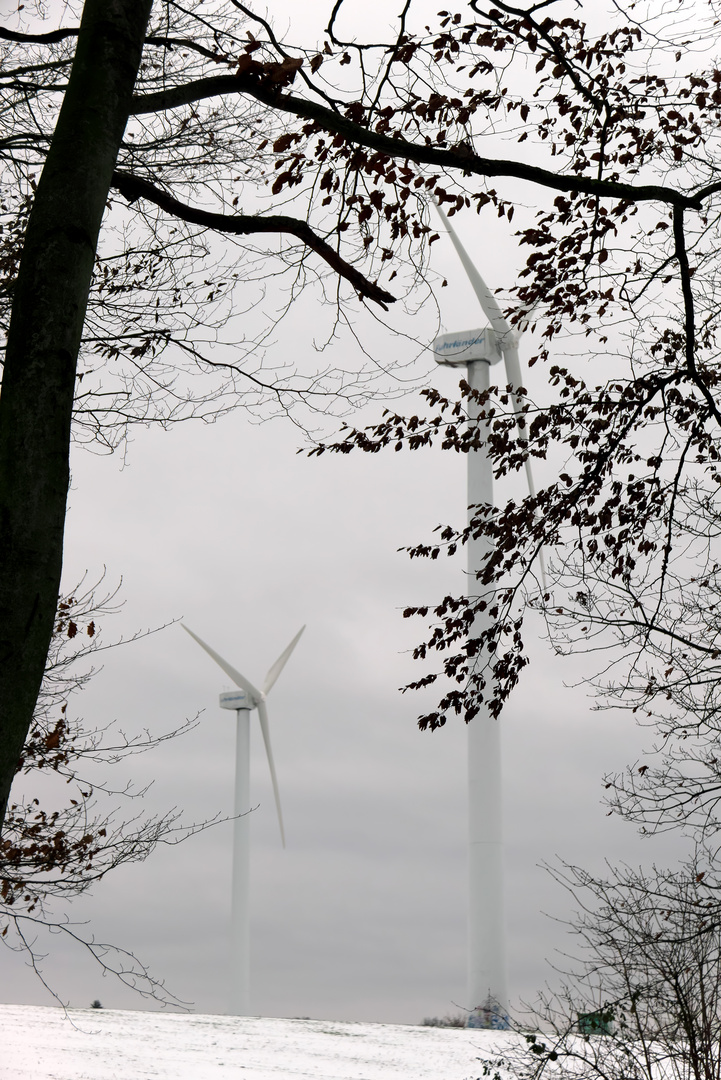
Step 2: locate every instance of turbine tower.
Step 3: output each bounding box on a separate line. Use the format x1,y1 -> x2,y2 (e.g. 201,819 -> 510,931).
433,203 -> 537,1029
182,622 -> 304,1015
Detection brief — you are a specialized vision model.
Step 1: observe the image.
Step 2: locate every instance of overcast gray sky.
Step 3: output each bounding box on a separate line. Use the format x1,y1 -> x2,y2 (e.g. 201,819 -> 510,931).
0,0 -> 689,1026
2,204 -> 685,1026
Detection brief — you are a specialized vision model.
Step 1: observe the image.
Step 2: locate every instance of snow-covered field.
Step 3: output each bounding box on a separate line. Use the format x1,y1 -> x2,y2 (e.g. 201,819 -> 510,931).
1,1005 -> 512,1080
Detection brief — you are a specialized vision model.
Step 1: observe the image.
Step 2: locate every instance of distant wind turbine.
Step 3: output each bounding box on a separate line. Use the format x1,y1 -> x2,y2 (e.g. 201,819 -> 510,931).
182,622 -> 305,1015
432,202 -> 541,1029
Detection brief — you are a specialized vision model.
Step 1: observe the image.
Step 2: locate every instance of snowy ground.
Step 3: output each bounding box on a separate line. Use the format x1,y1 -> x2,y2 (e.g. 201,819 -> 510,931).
1,1005 -> 514,1080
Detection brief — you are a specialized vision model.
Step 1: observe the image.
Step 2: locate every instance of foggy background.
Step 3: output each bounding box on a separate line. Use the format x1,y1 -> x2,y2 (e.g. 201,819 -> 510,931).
0,0 -> 687,1024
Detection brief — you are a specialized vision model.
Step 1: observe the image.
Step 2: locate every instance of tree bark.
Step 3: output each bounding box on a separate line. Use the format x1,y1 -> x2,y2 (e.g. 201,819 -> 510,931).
0,0 -> 153,827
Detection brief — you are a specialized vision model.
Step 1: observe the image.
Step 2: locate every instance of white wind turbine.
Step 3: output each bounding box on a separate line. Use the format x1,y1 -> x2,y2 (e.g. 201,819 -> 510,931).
432,202 -> 540,1029
182,622 -> 305,1016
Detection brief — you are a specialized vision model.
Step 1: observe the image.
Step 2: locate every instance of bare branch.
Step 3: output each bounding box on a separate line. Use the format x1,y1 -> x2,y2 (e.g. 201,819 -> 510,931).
111,170 -> 396,307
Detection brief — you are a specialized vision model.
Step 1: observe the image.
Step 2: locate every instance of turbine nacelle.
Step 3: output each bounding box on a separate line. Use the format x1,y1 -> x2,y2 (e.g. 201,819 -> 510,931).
219,690 -> 254,711
433,328 -> 502,368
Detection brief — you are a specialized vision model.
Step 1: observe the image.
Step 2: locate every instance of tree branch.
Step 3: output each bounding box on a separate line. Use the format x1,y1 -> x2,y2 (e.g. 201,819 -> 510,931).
0,27 -> 78,45
673,204 -> 721,429
0,26 -> 234,63
111,171 -> 396,308
144,35 -> 231,62
130,74 -> 706,210
471,0 -> 606,112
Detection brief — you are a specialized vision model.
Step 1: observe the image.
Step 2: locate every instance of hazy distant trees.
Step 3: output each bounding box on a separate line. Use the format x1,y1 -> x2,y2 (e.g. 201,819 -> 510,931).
421,1013 -> 467,1028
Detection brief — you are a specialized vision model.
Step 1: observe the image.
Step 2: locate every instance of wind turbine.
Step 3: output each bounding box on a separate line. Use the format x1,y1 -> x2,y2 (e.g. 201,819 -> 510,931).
432,202 -> 539,1029
182,622 -> 305,1015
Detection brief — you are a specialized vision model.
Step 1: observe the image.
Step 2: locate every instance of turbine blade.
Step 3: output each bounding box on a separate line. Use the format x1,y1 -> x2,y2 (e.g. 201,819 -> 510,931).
433,200 -> 512,341
182,624 -> 263,704
502,338 -> 533,458
487,326 -> 549,592
262,625 -> 305,696
513,434 -> 548,591
257,699 -> 286,848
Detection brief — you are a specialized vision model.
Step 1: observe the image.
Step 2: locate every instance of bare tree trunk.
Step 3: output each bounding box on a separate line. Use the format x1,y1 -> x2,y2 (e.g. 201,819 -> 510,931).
0,0 -> 153,827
